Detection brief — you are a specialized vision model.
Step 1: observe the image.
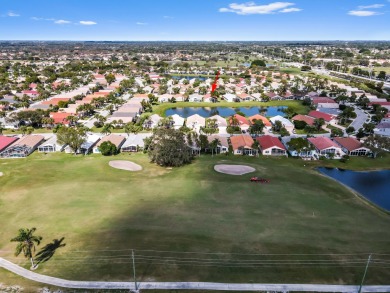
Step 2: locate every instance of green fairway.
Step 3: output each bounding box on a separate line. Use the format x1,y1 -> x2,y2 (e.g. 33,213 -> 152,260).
153,100 -> 309,117
0,153 -> 389,289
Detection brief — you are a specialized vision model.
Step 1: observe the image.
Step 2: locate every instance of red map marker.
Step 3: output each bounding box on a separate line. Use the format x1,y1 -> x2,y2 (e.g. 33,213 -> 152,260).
211,70 -> 220,94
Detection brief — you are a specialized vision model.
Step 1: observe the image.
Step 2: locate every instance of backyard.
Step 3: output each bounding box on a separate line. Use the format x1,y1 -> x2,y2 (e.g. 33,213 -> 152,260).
0,153 -> 389,290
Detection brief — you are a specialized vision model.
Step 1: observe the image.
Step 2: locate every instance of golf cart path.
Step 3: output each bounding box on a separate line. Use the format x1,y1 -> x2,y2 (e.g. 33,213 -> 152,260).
1,258 -> 389,292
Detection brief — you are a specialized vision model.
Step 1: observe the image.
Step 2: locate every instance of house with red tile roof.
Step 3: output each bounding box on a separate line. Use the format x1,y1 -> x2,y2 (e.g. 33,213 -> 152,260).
229,114 -> 250,131
292,114 -> 315,126
308,110 -> 334,122
256,135 -> 287,156
333,137 -> 370,156
248,114 -> 272,128
308,137 -> 344,159
50,112 -> 71,125
41,98 -> 71,106
230,134 -> 256,156
0,136 -> 18,153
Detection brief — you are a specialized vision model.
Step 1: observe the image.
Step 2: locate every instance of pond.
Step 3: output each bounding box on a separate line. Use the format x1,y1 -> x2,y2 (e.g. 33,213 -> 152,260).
171,75 -> 208,81
318,168 -> 390,212
165,106 -> 287,118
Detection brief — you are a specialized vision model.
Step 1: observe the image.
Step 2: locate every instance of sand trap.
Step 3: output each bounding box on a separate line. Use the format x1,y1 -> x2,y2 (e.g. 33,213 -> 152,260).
109,160 -> 142,172
214,164 -> 256,175
0,172 -> 3,177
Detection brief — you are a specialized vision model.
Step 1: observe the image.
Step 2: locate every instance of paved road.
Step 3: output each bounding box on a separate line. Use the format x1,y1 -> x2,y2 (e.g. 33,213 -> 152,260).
350,107 -> 369,131
1,258 -> 390,292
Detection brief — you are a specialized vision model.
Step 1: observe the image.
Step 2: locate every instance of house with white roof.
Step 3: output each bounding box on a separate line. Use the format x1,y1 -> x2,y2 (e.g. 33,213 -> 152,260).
38,135 -> 66,153
171,114 -> 185,129
269,115 -> 294,133
186,114 -> 206,132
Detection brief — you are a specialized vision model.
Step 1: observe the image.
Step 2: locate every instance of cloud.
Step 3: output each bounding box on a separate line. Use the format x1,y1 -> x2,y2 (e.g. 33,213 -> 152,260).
219,1 -> 301,15
348,10 -> 381,16
358,4 -> 384,9
136,22 -> 148,25
54,19 -> 71,24
280,7 -> 301,13
79,20 -> 97,25
7,11 -> 20,17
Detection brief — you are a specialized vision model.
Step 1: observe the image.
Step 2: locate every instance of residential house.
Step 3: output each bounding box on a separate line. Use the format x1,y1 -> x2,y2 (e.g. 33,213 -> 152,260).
248,114 -> 272,129
37,135 -> 66,152
269,115 -> 294,133
171,114 -> 185,129
93,134 -> 126,153
0,135 -> 45,158
143,114 -> 162,129
308,110 -> 335,123
0,136 -> 19,153
223,93 -> 240,103
281,136 -> 316,159
230,134 -> 256,156
230,114 -> 250,132
188,94 -> 203,102
308,137 -> 344,159
257,135 -> 287,156
186,114 -> 206,132
333,137 -> 370,156
65,133 -> 100,155
292,114 -> 315,126
121,133 -> 153,152
207,135 -> 229,154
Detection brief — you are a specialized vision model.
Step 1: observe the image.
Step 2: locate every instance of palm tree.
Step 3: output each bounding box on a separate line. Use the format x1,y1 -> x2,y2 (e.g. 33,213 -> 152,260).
101,123 -> 113,135
10,228 -> 42,269
0,122 -> 5,135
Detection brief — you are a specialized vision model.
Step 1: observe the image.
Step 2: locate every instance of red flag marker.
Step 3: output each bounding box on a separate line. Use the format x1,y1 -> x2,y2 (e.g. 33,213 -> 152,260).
211,70 -> 220,94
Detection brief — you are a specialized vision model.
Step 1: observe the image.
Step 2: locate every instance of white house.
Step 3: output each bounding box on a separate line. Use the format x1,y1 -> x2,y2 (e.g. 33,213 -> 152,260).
171,114 -> 185,129
269,115 -> 294,133
188,94 -> 203,102
186,114 -> 206,132
121,133 -> 153,152
38,135 -> 66,153
223,93 -> 240,103
143,114 -> 162,129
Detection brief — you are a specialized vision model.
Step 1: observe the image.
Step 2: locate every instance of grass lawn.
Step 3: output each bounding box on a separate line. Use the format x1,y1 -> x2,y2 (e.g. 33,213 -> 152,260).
294,128 -> 329,135
153,100 -> 309,117
0,153 -> 389,290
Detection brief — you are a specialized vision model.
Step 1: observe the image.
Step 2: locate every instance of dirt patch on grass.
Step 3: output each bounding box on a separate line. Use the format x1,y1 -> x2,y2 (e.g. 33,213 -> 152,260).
214,164 -> 256,175
109,160 -> 142,172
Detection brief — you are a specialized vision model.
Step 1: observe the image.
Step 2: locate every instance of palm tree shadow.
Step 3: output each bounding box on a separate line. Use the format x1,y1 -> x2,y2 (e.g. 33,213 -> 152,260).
35,237 -> 66,264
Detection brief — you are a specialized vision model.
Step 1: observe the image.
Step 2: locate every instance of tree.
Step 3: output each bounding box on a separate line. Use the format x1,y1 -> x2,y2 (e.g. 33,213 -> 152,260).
57,126 -> 86,154
105,73 -> 116,85
280,127 -> 289,137
283,107 -> 295,119
10,228 -> 42,269
287,137 -> 313,156
331,127 -> 343,137
99,141 -> 118,156
0,122 -> 5,135
147,128 -> 193,167
101,123 -> 113,135
209,138 -> 220,157
124,122 -> 142,136
313,118 -> 325,131
364,135 -> 390,158
377,71 -> 386,80
363,123 -> 375,135
250,60 -> 266,68
249,119 -> 265,136
346,126 -> 355,135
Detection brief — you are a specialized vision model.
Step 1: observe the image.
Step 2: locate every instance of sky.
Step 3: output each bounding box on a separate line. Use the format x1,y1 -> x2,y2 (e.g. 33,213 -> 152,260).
0,0 -> 389,41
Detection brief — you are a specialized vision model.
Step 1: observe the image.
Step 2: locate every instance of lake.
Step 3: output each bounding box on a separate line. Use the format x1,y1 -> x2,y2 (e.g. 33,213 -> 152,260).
171,75 -> 208,81
318,168 -> 390,212
165,106 -> 287,118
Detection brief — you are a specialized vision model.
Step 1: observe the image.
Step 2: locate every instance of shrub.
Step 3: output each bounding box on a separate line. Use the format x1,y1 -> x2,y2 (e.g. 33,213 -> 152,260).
99,141 -> 118,156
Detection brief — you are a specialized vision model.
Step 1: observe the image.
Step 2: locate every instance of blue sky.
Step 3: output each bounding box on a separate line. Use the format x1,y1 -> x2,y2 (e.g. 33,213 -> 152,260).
0,0 -> 389,41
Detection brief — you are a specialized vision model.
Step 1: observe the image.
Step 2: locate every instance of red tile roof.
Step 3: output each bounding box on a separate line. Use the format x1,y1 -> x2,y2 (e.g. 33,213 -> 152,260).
333,137 -> 364,152
312,97 -> 335,104
229,114 -> 250,126
0,136 -> 18,152
308,111 -> 334,122
308,137 -> 339,150
50,112 -> 71,124
41,98 -> 71,105
256,135 -> 286,151
292,114 -> 315,126
230,135 -> 254,150
248,114 -> 271,127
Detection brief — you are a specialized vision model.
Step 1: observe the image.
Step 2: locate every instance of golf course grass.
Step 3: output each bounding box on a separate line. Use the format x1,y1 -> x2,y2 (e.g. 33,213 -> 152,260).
0,152 -> 389,290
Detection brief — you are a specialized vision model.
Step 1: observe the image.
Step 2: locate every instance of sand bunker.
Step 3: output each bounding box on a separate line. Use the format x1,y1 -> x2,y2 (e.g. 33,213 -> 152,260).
214,164 -> 256,175
0,172 -> 3,177
109,160 -> 142,172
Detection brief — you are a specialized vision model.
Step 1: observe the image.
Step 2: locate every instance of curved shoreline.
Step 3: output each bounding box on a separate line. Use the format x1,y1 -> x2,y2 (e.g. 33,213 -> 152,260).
316,169 -> 390,216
